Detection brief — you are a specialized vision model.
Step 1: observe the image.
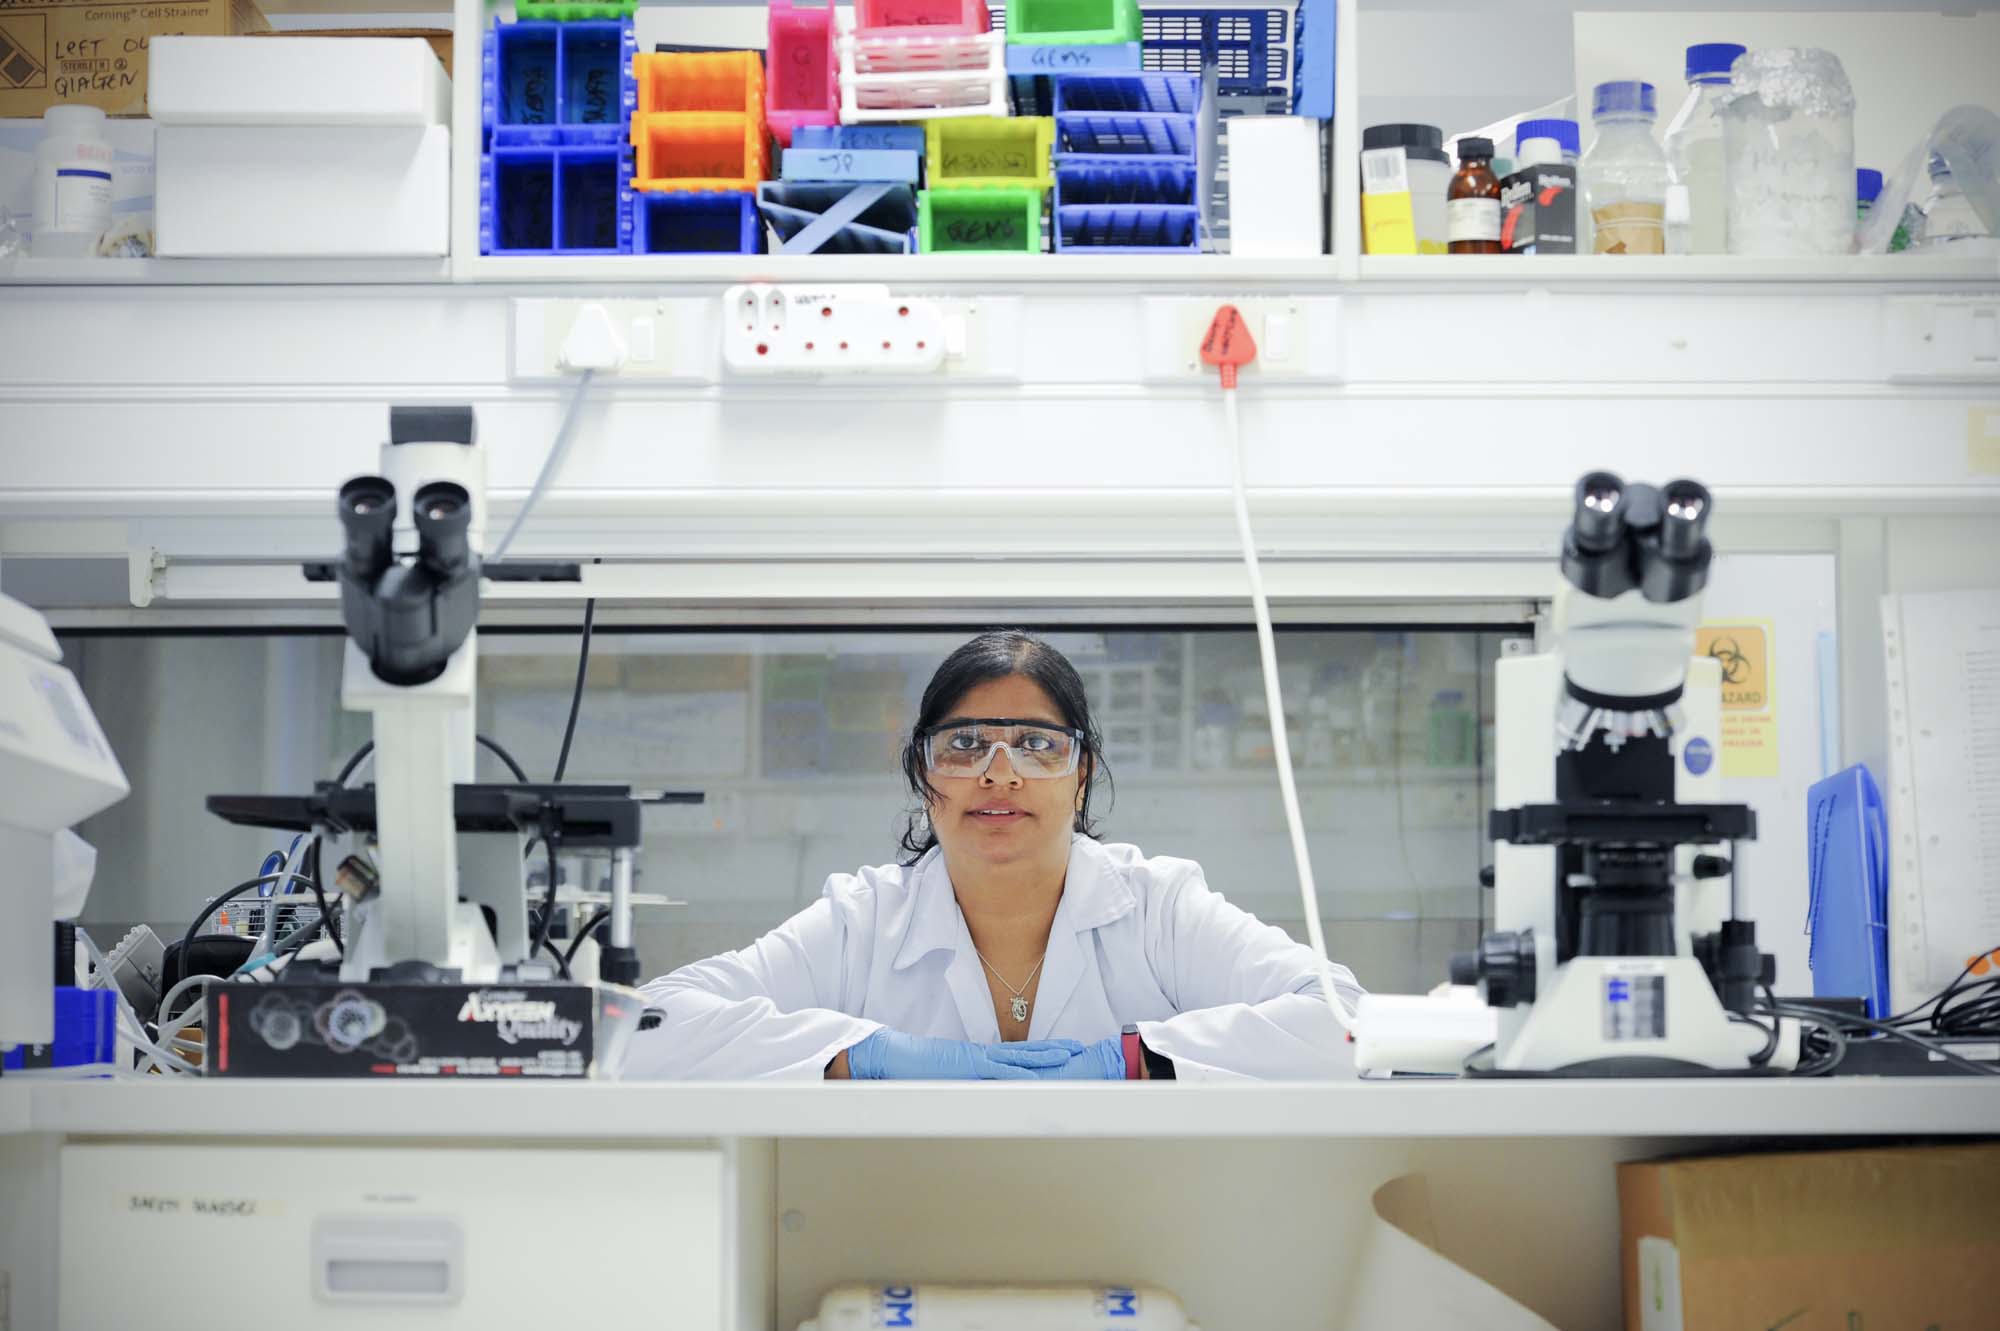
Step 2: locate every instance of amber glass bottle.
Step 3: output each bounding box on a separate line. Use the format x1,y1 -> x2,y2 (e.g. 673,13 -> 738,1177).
1447,136 -> 1502,254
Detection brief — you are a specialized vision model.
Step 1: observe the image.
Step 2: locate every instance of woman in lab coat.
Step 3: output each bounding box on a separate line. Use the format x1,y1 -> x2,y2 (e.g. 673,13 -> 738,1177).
628,631 -> 1365,1081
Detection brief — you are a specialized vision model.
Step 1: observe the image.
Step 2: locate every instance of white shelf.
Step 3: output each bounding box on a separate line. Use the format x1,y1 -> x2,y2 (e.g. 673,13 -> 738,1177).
12,1077 -> 1996,1140
1360,253 -> 2000,285
0,257 -> 452,286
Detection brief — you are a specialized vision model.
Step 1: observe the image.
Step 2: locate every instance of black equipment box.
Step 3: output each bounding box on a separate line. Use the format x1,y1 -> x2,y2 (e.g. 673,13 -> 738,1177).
204,981 -> 613,1078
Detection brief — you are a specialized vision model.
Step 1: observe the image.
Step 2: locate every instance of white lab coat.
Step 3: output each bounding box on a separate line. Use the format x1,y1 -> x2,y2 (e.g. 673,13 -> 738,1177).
625,835 -> 1365,1081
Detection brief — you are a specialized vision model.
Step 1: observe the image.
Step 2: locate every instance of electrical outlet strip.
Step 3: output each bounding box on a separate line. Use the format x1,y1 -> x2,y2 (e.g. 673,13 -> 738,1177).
722,284 -> 947,375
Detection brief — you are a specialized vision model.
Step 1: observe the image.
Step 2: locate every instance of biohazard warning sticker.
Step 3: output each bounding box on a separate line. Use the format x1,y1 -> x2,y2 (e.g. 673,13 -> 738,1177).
1695,620 -> 1778,779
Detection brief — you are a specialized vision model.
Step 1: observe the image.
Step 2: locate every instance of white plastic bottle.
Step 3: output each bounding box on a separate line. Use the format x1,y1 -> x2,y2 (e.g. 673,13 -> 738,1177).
1580,80 -> 1670,256
1661,42 -> 1743,255
31,105 -> 115,259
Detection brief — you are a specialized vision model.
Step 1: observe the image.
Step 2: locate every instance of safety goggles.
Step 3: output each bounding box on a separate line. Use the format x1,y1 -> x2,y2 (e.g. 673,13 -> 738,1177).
922,718 -> 1082,779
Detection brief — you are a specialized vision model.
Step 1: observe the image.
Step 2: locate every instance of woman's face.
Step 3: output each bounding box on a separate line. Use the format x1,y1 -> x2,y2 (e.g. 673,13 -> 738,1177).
924,674 -> 1087,872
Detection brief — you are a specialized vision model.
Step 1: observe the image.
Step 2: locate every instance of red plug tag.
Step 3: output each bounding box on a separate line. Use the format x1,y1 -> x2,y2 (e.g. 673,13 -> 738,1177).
1200,305 -> 1257,389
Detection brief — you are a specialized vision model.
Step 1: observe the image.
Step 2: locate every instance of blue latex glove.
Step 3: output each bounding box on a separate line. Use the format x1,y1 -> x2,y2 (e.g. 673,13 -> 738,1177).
1034,1036 -> 1128,1080
846,1030 -> 1085,1080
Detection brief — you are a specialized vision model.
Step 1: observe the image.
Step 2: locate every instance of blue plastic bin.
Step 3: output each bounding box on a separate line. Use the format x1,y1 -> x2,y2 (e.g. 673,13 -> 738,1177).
1141,7 -> 1289,95
1055,156 -> 1197,205
2,988 -> 116,1073
481,145 -> 634,254
1054,71 -> 1201,114
1056,112 -> 1198,156
1289,0 -> 1331,118
1055,203 -> 1200,252
1007,41 -> 1141,115
484,18 -> 637,147
633,191 -> 762,254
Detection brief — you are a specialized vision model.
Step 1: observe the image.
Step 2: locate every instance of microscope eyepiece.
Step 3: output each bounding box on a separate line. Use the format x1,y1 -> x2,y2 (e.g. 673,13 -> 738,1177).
1658,479 -> 1711,561
337,476 -> 397,579
1571,472 -> 1627,554
412,481 -> 473,576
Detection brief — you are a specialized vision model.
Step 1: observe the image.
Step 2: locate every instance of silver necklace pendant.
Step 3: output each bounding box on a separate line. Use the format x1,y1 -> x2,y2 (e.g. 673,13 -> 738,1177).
1010,995 -> 1029,1023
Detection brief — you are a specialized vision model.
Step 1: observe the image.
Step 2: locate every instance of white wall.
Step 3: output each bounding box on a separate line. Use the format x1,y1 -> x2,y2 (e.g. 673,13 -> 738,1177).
1575,11 -> 2000,174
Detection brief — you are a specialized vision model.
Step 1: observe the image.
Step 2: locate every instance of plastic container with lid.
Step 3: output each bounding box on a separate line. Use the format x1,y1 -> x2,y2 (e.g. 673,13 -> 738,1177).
1915,152 -> 1992,250
1718,47 -> 1855,256
1514,117 -> 1578,163
1363,122 -> 1449,255
30,105 -> 115,259
1580,80 -> 1668,255
1661,41 -> 1743,255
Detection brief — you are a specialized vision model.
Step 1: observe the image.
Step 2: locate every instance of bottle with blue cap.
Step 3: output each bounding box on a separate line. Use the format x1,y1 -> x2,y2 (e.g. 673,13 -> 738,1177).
1580,80 -> 1669,255
1661,42 -> 1745,255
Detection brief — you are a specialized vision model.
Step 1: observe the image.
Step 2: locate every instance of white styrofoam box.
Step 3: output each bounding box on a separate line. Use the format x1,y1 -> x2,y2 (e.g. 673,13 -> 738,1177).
149,37 -> 451,126
1224,116 -> 1322,259
155,124 -> 448,257
58,1141 -> 761,1329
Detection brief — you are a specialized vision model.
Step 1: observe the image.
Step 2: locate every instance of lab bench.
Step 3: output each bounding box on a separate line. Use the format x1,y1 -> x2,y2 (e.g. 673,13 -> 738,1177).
2,1078 -> 1993,1330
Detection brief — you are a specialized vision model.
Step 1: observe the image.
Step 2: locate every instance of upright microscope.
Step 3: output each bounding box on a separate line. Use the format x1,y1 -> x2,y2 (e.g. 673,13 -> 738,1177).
1457,472 -> 1779,1074
204,406 -> 679,1077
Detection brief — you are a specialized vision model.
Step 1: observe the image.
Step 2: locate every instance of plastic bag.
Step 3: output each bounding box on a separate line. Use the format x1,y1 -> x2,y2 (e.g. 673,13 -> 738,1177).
1858,104 -> 2000,255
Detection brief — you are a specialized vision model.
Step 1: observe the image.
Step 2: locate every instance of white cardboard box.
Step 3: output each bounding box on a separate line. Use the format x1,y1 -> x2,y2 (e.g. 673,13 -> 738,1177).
1225,116 -> 1323,259
155,125 -> 448,256
149,37 -> 451,126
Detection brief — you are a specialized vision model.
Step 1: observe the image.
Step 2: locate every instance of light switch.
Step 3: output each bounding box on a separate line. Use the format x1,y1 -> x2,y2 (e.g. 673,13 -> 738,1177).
1263,313 -> 1294,362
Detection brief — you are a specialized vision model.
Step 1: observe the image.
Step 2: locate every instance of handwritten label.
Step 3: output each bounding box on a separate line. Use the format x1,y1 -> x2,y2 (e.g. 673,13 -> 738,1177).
126,1194 -> 266,1218
944,218 -> 1018,246
944,150 -> 1030,176
581,67 -> 611,123
1030,45 -> 1109,67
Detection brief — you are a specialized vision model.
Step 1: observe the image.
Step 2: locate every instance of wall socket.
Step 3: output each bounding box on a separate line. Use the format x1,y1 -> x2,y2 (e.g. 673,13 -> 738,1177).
722,284 -> 947,375
1142,297 -> 1338,382
510,298 -> 690,381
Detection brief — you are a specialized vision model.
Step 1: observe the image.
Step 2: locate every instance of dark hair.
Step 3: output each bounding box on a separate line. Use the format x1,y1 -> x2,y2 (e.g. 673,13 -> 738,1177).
897,630 -> 1112,863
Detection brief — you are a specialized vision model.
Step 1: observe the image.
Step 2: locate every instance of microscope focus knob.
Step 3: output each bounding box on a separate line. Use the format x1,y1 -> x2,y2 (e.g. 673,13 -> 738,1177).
1473,930 -> 1538,1009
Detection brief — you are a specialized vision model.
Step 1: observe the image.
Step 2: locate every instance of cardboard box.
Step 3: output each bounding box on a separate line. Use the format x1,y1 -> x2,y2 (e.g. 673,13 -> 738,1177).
1499,161 -> 1577,255
154,123 -> 448,256
1620,1144 -> 2000,1331
0,0 -> 268,119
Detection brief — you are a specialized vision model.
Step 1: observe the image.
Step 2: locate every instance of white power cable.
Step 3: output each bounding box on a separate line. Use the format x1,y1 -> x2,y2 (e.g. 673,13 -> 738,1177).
1223,389 -> 1359,1039
487,368 -> 596,565
77,928 -> 200,1077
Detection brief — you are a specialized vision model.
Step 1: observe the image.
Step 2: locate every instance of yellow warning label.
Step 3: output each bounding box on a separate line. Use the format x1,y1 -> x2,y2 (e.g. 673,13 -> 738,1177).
1697,621 -> 1777,779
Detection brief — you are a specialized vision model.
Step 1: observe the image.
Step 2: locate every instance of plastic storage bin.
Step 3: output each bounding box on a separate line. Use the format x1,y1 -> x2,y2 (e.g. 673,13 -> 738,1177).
855,0 -> 990,37
485,20 -> 636,146
482,143 -> 633,254
781,148 -> 922,182
1289,0 -> 1331,119
635,50 -> 764,117
1055,204 -> 1199,251
631,112 -> 769,192
514,0 -> 636,21
1005,0 -> 1142,46
1142,7 -> 1290,96
927,116 -> 1054,189
759,180 -> 919,252
632,190 -> 761,253
1004,41 -> 1141,116
919,185 -> 1042,250
767,0 -> 839,147
795,125 -> 927,154
1056,156 -> 1197,204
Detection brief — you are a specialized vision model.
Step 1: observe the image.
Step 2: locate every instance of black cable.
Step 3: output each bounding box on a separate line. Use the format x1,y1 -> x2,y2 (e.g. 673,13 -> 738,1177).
178,872 -> 300,981
1762,1001 -> 2000,1077
563,907 -> 612,967
303,837 -> 343,957
528,835 -> 561,962
335,740 -> 373,786
553,595 -> 596,784
477,734 -> 531,784
337,734 -> 531,787
539,936 -> 572,980
1731,1011 -> 1779,1068
1879,945 -> 1999,1026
